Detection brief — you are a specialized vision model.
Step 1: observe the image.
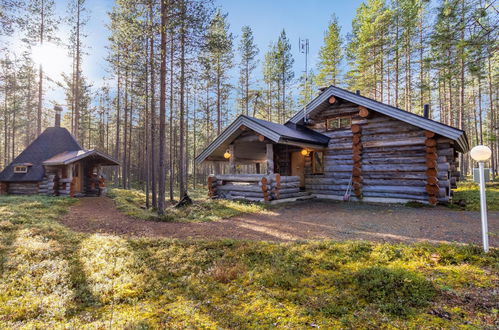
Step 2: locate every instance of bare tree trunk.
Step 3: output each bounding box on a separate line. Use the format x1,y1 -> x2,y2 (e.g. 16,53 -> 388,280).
149,0 -> 157,209
158,0 -> 167,215
122,69 -> 128,189
179,0 -> 186,197
114,64 -> 121,186
169,31 -> 175,201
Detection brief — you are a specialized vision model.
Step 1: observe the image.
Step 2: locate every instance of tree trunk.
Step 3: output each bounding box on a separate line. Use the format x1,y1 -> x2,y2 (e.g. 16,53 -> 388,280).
158,0 -> 167,215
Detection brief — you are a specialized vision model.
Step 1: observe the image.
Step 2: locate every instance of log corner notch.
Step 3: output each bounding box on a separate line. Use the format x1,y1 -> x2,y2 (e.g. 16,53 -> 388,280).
0,182 -> 7,195
358,106 -> 371,118
424,130 -> 439,205
207,175 -> 218,198
351,123 -> 363,198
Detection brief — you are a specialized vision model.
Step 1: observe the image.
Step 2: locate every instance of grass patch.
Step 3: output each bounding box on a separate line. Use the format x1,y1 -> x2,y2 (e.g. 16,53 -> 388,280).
107,188 -> 269,222
450,182 -> 499,211
0,195 -> 498,328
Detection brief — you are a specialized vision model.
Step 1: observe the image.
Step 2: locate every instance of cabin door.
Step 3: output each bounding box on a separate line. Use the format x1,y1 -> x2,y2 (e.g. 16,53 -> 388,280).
291,151 -> 305,188
72,162 -> 83,193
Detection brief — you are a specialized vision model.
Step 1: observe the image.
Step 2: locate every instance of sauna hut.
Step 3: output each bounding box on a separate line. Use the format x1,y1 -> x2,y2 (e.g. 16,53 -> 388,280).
196,85 -> 469,205
0,107 -> 119,196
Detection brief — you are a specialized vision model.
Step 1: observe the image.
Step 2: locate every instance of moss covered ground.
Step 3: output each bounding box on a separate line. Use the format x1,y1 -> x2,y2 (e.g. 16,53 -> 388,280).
107,188 -> 268,222
0,194 -> 497,328
451,182 -> 499,211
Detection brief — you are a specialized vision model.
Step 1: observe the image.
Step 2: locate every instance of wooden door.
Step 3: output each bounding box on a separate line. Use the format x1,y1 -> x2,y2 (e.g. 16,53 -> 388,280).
291,151 -> 305,187
72,162 -> 82,193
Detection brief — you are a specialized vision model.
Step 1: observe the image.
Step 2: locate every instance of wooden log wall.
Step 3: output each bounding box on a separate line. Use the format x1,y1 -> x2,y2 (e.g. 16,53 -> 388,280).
8,182 -> 39,195
302,101 -> 458,203
39,174 -> 56,195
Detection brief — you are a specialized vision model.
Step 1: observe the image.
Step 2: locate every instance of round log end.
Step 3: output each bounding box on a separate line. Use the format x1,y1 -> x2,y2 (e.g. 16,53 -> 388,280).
428,196 -> 438,205
424,130 -> 436,138
425,138 -> 437,147
328,96 -> 336,104
358,106 -> 370,118
351,124 -> 362,134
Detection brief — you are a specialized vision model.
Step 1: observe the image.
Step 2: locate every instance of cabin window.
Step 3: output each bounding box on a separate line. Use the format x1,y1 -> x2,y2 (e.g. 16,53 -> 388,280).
326,116 -> 351,131
13,166 -> 28,173
312,151 -> 324,174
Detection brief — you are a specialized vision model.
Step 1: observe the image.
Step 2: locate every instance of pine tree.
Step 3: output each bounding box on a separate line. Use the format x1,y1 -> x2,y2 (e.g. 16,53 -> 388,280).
201,10 -> 233,135
21,0 -> 59,136
275,30 -> 294,122
316,15 -> 342,87
237,25 -> 258,115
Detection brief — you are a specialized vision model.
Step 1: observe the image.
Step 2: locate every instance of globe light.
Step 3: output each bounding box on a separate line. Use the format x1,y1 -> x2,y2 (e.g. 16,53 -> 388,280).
223,151 -> 231,159
470,145 -> 492,162
301,149 -> 309,156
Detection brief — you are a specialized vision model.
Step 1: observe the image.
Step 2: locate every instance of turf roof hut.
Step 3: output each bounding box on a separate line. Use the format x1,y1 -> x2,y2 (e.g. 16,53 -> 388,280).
196,85 -> 469,205
0,107 -> 119,196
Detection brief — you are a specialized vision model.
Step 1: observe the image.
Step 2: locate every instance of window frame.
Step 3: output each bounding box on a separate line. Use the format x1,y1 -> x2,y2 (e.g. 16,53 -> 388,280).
325,116 -> 352,131
311,151 -> 325,175
13,166 -> 28,173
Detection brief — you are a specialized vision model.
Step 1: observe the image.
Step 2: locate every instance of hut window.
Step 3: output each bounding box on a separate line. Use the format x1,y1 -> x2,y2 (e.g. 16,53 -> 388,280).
13,166 -> 28,173
326,116 -> 351,131
312,151 -> 324,174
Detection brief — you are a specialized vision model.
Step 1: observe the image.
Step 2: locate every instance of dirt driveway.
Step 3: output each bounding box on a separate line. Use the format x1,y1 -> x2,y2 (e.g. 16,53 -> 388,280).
60,197 -> 499,246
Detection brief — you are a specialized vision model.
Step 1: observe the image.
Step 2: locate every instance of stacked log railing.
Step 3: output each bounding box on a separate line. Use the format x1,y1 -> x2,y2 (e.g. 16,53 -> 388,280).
207,174 -> 302,202
58,178 -> 73,197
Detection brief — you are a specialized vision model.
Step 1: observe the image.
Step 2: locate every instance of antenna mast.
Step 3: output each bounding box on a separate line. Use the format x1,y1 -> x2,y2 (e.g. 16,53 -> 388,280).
299,38 -> 309,124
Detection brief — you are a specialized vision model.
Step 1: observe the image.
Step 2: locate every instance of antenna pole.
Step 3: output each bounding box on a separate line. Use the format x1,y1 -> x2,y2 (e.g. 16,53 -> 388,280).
300,38 -> 310,124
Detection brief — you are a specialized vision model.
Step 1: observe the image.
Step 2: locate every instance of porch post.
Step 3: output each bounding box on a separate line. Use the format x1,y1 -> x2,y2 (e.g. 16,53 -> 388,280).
266,143 -> 274,174
229,144 -> 236,174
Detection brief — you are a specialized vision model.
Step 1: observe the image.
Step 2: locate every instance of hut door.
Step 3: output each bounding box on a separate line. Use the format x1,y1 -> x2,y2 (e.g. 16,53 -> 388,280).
72,162 -> 82,193
291,152 -> 305,188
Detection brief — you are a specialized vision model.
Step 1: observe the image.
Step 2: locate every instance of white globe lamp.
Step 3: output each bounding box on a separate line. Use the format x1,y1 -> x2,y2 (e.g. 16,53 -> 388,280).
470,145 -> 491,162
470,145 -> 491,253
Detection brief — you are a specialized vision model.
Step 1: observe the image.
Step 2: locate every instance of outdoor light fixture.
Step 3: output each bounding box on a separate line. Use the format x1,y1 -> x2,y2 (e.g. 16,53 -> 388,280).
301,149 -> 309,156
223,150 -> 231,159
470,145 -> 492,252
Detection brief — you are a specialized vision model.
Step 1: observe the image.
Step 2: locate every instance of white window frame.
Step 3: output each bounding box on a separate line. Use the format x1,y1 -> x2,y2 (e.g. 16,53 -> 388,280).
13,166 -> 28,173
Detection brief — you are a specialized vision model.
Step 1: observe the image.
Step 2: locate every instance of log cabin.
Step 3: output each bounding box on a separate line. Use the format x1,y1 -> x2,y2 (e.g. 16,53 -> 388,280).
0,107 -> 119,197
196,85 -> 469,205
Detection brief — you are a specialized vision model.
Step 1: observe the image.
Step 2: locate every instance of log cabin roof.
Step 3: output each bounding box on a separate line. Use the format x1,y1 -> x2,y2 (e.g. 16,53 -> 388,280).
288,85 -> 469,152
195,115 -> 330,163
0,127 -> 82,182
43,149 -> 120,166
0,127 -> 118,182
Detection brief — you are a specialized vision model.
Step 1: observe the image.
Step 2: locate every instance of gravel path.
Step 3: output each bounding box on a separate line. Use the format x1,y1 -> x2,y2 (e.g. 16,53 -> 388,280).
60,197 -> 499,246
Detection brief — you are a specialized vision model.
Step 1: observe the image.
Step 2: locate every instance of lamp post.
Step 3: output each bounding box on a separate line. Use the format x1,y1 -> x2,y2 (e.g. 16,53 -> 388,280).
470,145 -> 492,252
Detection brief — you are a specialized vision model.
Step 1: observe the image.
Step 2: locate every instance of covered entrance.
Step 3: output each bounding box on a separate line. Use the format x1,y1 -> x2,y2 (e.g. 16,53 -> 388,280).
196,115 -> 329,202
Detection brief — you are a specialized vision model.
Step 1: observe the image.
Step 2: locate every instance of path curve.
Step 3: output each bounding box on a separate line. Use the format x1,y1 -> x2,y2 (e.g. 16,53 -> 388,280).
59,197 -> 499,246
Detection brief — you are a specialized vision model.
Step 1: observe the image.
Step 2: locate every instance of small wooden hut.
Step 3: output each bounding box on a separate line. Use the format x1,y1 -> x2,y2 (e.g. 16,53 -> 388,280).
196,85 -> 469,205
0,108 -> 119,197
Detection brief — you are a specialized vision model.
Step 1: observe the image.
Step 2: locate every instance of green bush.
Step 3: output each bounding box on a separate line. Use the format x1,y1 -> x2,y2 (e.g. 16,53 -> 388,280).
353,266 -> 436,316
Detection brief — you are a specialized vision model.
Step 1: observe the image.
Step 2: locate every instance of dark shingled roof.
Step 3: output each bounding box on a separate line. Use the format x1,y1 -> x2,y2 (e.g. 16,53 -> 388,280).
195,115 -> 330,163
0,127 -> 82,182
288,85 -> 469,152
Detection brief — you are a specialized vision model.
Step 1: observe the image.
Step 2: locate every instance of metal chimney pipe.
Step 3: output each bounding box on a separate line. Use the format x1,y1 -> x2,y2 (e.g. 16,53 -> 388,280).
423,104 -> 429,119
54,105 -> 62,127
356,90 -> 360,95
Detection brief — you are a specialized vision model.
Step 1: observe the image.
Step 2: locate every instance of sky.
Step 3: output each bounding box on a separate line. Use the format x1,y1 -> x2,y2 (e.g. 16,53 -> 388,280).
10,0 -> 365,108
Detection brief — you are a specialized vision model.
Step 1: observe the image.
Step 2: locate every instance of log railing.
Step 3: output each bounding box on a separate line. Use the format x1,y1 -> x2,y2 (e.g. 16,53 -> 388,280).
208,174 -> 302,202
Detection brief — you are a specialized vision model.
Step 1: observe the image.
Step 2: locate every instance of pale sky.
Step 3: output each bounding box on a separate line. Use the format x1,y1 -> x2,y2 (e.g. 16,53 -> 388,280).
4,0 -> 365,111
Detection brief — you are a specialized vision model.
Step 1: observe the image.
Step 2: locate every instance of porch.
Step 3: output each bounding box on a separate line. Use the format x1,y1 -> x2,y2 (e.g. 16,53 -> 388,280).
196,116 -> 330,202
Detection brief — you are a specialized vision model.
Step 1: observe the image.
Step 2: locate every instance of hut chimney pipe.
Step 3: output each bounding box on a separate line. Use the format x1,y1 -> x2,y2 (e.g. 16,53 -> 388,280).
356,90 -> 360,95
54,105 -> 62,127
423,104 -> 429,119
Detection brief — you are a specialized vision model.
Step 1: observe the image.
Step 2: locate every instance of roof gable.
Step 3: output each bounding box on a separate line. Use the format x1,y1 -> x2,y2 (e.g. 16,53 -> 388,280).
0,127 -> 82,182
195,115 -> 329,163
288,85 -> 469,152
